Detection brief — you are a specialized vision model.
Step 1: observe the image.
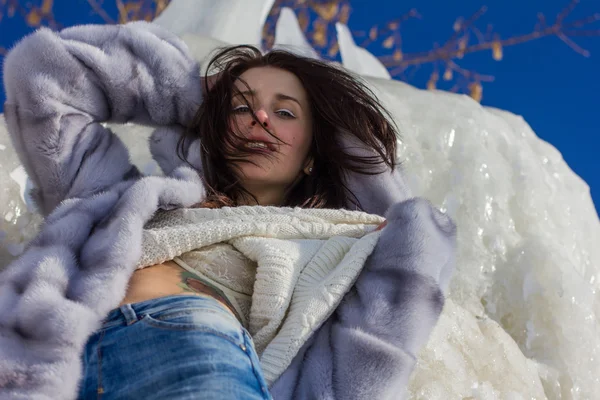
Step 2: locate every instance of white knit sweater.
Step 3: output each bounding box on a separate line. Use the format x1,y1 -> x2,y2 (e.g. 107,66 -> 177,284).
137,205 -> 384,384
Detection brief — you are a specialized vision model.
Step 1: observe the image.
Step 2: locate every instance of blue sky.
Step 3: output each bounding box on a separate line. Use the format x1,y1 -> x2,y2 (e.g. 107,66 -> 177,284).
1,0 -> 598,213
349,0 -> 600,213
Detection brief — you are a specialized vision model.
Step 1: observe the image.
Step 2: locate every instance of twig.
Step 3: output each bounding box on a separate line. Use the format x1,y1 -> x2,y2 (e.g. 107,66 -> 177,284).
557,32 -> 589,56
116,0 -> 127,23
568,13 -> 600,28
446,60 -> 495,83
353,8 -> 420,48
564,29 -> 600,36
536,13 -> 547,30
86,0 -> 116,24
472,26 -> 486,43
557,0 -> 579,24
442,6 -> 487,51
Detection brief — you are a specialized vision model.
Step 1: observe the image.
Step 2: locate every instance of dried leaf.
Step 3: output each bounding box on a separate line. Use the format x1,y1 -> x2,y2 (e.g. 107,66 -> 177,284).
271,6 -> 281,16
328,42 -> 340,57
382,36 -> 394,49
26,9 -> 42,26
457,37 -> 468,59
339,4 -> 350,24
119,2 -> 143,22
156,0 -> 170,15
312,22 -> 328,47
41,0 -> 53,13
492,40 -> 503,60
388,22 -> 399,30
427,71 -> 439,90
453,17 -> 463,32
369,26 -> 377,41
443,68 -> 453,81
265,34 -> 275,49
313,2 -> 339,21
298,10 -> 309,32
469,82 -> 483,102
393,49 -> 403,61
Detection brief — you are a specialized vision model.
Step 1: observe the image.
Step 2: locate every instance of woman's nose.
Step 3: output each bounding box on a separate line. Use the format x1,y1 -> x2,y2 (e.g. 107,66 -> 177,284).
251,109 -> 269,127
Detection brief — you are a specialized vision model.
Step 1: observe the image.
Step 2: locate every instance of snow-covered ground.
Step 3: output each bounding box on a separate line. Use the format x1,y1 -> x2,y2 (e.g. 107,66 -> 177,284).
1,1 -> 599,398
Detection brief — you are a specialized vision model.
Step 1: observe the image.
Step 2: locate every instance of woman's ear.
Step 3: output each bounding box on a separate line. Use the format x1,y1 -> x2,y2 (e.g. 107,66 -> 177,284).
303,157 -> 314,175
201,72 -> 222,96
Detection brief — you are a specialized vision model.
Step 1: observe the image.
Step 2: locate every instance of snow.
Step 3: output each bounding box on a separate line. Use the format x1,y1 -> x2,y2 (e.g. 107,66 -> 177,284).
1,1 -> 599,398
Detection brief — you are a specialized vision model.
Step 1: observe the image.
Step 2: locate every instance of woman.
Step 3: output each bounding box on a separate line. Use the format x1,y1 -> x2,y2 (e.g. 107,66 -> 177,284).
0,21 -> 456,399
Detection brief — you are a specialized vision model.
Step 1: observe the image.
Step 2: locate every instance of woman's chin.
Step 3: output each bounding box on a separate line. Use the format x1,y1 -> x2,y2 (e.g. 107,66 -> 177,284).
237,164 -> 275,181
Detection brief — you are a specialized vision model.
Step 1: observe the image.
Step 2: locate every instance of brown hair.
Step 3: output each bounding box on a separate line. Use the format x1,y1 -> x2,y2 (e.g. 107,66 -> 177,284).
179,45 -> 399,210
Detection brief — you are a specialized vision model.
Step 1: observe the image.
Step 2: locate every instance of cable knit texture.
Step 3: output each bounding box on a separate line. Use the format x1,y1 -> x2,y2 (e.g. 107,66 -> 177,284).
1,21 -> 456,400
138,206 -> 383,384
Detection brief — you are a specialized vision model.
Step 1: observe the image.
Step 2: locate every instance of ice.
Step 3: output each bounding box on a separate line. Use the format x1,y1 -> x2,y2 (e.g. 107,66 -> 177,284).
273,8 -> 319,59
154,0 -> 275,46
336,22 -> 391,79
1,2 -> 599,398
0,115 -> 43,264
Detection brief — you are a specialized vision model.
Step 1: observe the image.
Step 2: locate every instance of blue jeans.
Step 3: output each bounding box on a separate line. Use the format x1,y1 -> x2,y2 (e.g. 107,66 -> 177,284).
78,295 -> 272,399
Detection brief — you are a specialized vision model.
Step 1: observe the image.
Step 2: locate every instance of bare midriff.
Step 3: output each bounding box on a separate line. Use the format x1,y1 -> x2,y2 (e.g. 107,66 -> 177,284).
119,261 -> 239,320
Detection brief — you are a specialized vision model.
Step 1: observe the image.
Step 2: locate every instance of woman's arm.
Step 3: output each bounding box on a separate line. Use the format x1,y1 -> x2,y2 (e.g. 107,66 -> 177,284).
2,21 -> 202,216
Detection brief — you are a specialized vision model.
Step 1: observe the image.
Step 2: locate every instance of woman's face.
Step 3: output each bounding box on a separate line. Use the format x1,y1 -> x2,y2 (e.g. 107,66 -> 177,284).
229,66 -> 313,205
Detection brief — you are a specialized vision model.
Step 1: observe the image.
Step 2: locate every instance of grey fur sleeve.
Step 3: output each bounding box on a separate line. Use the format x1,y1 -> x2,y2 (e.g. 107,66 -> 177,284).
270,198 -> 457,399
2,21 -> 202,215
339,132 -> 413,216
0,167 -> 205,399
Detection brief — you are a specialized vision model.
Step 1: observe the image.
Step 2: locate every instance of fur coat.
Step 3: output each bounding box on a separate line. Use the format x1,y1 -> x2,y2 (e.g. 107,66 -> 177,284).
0,21 -> 456,399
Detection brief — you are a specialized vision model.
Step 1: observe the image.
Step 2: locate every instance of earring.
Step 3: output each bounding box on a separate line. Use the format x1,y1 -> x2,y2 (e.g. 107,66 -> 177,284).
308,167 -> 313,174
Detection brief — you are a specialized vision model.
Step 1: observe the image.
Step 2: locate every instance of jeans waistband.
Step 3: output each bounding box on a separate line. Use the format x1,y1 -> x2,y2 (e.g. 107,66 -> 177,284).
100,295 -> 233,330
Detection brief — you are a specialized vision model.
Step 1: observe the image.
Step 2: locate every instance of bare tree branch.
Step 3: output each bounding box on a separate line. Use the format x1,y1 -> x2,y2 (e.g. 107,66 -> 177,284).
557,32 -> 590,56
380,3 -> 597,66
260,0 -> 599,101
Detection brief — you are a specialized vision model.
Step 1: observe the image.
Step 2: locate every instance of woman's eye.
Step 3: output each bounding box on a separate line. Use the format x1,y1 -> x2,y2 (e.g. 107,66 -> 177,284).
276,109 -> 295,118
233,105 -> 250,113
